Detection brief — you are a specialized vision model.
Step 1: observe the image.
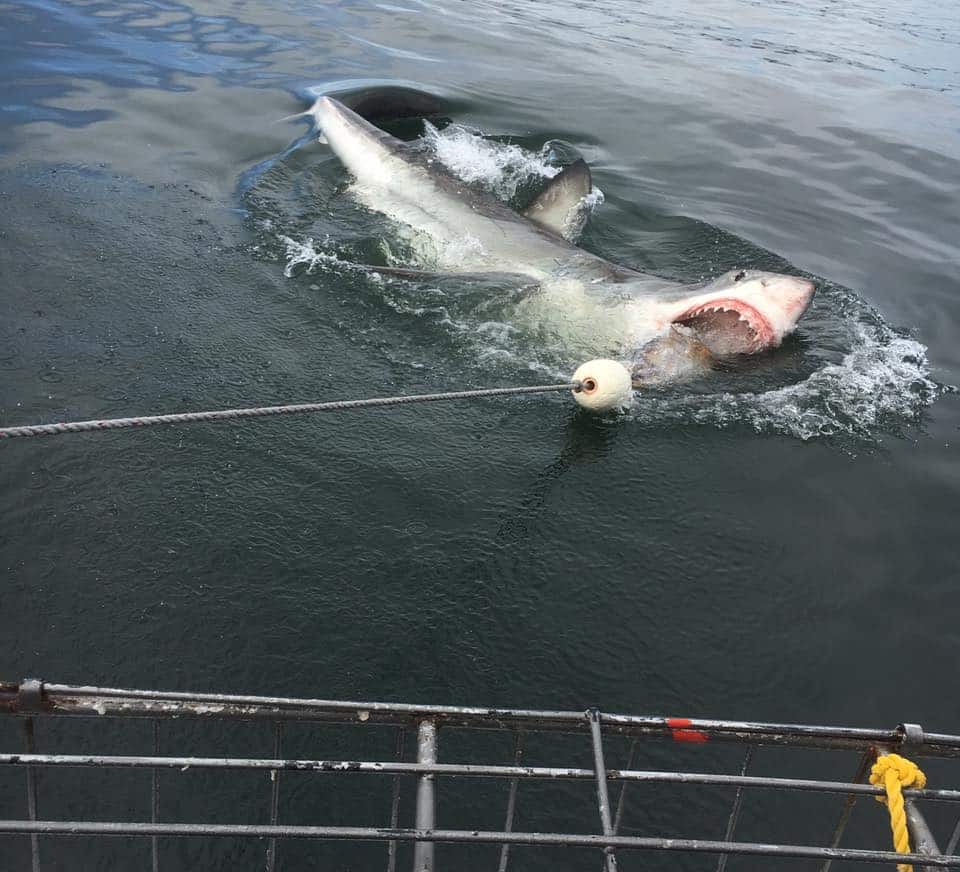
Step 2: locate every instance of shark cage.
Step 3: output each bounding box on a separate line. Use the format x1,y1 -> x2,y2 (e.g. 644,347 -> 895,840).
2,679 -> 960,871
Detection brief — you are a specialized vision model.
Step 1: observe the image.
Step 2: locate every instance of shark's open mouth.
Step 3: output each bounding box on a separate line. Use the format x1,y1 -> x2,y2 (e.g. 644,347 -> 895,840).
673,298 -> 775,356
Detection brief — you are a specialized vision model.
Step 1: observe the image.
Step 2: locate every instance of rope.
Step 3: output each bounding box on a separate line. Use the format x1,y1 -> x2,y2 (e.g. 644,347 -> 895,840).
869,753 -> 928,872
0,382 -> 580,439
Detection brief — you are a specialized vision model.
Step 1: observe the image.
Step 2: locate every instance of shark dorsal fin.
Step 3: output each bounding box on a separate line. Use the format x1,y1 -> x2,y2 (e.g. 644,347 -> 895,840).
522,159 -> 592,238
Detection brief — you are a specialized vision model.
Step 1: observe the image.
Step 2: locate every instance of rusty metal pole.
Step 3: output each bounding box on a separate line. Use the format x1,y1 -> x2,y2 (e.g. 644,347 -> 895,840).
497,731 -> 524,872
821,750 -> 874,872
906,798 -> 942,872
151,720 -> 160,872
588,709 -> 619,872
873,734 -> 941,872
716,745 -> 756,872
23,718 -> 39,872
387,727 -> 405,872
899,724 -> 942,872
266,722 -> 282,872
412,720 -> 437,872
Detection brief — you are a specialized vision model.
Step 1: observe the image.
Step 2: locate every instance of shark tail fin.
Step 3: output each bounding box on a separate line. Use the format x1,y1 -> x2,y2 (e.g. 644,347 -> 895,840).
275,109 -> 310,124
275,104 -> 328,142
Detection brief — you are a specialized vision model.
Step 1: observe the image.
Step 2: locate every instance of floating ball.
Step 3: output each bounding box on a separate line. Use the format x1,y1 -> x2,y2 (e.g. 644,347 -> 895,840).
571,359 -> 634,412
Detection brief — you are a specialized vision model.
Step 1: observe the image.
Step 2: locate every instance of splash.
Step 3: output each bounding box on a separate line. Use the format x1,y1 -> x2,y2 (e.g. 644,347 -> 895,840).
279,235 -> 360,278
422,119 -> 560,200
629,322 -> 944,442
421,120 -> 602,241
562,187 -> 605,242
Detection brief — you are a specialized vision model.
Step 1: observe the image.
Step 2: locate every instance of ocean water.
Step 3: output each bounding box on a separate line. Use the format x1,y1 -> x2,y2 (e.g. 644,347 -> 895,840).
1,0 -> 959,869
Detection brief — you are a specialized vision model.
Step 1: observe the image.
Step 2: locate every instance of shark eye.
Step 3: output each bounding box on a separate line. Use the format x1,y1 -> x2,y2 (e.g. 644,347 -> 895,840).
734,270 -> 746,282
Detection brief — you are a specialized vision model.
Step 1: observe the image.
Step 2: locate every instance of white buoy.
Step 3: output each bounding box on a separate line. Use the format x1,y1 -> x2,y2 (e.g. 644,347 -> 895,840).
571,359 -> 634,412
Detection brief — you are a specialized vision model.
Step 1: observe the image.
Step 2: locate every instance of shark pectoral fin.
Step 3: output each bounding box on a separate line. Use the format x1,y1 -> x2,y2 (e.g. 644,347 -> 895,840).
522,159 -> 593,239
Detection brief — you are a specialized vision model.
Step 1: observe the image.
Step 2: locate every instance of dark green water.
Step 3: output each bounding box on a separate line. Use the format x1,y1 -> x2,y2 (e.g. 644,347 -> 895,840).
1,0 -> 959,868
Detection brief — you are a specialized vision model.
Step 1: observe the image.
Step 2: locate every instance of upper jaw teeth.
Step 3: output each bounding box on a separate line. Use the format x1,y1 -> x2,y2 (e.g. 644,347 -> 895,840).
683,304 -> 760,337
695,304 -> 746,318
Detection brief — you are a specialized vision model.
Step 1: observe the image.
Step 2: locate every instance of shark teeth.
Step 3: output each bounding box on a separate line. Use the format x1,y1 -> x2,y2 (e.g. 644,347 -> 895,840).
684,304 -> 758,333
672,299 -> 776,354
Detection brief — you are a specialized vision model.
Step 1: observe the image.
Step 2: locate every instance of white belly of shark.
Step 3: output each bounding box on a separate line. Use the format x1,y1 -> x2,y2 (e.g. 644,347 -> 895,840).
297,95 -> 816,384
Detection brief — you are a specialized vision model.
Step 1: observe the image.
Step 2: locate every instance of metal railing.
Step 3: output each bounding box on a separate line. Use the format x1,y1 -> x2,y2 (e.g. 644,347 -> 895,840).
2,679 -> 960,870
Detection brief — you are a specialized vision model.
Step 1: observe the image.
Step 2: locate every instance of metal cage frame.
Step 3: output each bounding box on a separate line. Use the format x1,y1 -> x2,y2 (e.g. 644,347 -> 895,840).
3,679 -> 960,871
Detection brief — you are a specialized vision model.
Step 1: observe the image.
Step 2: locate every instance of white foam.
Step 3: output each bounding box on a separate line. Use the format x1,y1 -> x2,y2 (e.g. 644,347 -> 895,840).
562,188 -> 606,242
434,232 -> 485,267
422,120 -> 559,200
630,321 -> 943,442
279,235 -> 348,277
580,189 -> 606,211
420,121 -> 604,242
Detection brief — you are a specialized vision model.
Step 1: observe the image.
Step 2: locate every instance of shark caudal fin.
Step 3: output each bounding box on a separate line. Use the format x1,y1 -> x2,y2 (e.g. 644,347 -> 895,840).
522,159 -> 593,239
276,102 -> 331,142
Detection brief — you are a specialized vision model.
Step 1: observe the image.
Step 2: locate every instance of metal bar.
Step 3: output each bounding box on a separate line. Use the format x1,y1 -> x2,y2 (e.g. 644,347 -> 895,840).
23,718 -> 39,872
820,750 -> 873,872
497,731 -> 524,872
4,820 -> 960,865
588,709 -> 618,872
611,738 -> 637,837
412,720 -> 437,872
906,798 -> 942,872
868,746 -> 943,872
716,745 -> 755,872
871,746 -> 943,872
5,682 -> 960,755
151,720 -> 160,872
265,722 -> 282,872
386,728 -> 405,872
894,728 -> 943,872
2,753 -> 959,802
946,816 -> 960,857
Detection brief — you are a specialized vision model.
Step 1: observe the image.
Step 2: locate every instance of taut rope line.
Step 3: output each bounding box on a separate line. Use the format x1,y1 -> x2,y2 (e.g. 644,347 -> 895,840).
0,383 -> 581,440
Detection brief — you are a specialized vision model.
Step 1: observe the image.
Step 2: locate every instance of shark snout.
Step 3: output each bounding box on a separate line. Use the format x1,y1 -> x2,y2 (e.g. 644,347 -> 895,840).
743,274 -> 816,347
788,278 -> 815,318
761,275 -> 815,318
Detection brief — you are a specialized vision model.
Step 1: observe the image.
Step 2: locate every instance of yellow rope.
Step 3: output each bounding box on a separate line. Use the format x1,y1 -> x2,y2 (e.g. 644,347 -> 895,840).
869,753 -> 927,872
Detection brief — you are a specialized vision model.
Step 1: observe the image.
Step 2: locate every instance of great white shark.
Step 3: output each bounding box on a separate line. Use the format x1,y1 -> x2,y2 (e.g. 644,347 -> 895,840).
292,94 -> 815,385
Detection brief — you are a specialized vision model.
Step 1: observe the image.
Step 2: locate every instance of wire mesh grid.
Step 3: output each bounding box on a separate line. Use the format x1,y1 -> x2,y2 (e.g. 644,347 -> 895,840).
2,679 -> 960,871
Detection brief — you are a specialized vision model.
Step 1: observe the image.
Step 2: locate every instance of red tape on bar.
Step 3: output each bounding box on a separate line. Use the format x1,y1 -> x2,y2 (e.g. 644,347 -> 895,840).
667,718 -> 708,744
